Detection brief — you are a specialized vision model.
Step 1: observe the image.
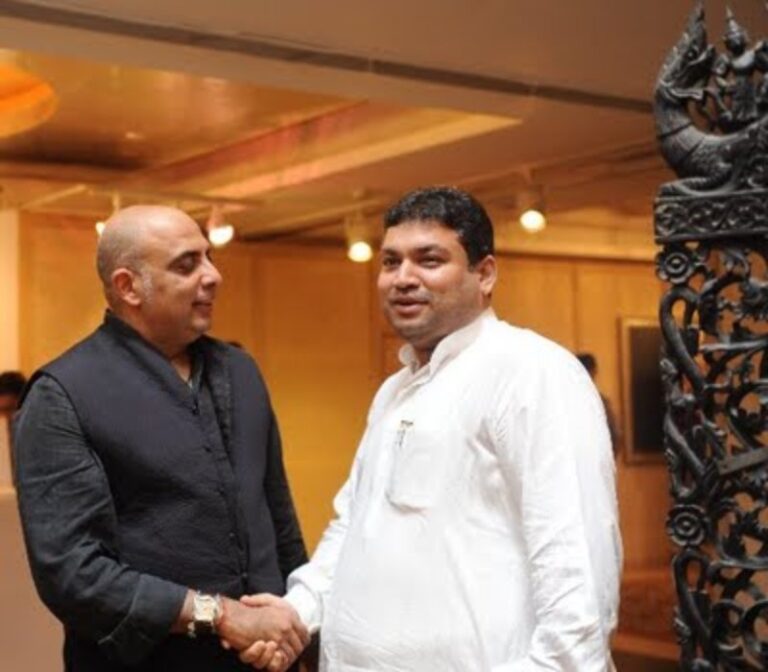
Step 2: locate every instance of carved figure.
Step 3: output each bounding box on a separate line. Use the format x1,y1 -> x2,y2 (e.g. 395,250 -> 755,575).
712,8 -> 768,132
655,2 -> 768,196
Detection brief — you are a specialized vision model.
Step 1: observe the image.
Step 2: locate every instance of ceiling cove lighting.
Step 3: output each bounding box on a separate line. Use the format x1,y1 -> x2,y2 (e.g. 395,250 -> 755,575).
0,52 -> 57,138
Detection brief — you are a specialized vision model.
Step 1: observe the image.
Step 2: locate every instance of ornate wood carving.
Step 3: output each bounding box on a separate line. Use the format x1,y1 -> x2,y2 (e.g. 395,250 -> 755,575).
656,3 -> 768,669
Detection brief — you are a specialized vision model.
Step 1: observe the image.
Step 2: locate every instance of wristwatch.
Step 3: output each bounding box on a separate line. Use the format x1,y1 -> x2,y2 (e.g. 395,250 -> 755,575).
187,591 -> 222,638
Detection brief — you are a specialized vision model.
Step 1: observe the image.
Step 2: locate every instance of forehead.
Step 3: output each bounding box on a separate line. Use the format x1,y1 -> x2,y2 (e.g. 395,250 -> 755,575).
142,214 -> 208,260
381,219 -> 463,252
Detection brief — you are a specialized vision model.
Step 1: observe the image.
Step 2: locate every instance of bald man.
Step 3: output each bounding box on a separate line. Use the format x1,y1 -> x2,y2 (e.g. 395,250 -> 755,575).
14,206 -> 309,671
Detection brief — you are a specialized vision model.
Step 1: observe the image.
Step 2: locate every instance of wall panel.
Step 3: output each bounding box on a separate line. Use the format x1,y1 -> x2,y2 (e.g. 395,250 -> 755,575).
575,260 -> 670,569
19,213 -> 104,373
253,247 -> 374,549
494,255 -> 578,350
208,243 -> 258,353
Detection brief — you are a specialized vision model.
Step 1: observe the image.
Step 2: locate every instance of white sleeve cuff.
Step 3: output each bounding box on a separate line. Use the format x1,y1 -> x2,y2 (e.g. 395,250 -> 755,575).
284,583 -> 322,634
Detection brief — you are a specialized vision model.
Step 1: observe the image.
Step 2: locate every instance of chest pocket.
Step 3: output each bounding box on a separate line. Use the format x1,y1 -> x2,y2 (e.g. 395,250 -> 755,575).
385,418 -> 456,511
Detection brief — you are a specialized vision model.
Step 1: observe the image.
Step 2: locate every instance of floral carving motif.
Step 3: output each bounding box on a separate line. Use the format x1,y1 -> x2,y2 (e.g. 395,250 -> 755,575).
667,505 -> 708,547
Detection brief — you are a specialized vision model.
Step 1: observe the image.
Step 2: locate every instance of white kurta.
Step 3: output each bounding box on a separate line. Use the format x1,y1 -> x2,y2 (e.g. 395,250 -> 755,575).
287,311 -> 622,671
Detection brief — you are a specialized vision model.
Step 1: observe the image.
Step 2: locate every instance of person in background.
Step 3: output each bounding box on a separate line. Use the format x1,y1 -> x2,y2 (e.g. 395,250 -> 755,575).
0,370 -> 26,476
0,370 -> 26,419
576,352 -> 621,453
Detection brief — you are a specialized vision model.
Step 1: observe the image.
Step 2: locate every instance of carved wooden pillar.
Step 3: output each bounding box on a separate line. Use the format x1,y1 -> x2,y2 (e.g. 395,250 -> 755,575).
656,3 -> 768,669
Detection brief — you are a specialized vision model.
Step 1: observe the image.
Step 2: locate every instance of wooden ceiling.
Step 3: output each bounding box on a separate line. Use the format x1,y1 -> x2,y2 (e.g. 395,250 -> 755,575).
0,1 -> 761,252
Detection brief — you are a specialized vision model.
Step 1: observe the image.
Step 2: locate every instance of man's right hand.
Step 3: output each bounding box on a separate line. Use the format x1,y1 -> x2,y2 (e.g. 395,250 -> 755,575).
217,594 -> 309,670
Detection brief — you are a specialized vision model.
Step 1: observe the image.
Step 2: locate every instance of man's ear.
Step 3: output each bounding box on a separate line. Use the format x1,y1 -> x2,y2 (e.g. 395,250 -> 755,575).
474,255 -> 497,298
111,268 -> 142,307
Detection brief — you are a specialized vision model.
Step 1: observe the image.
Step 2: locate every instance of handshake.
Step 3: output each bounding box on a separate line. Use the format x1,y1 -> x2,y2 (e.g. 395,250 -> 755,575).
216,593 -> 311,671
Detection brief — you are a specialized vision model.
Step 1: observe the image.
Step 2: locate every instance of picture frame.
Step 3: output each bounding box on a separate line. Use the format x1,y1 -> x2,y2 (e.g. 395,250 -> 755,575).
619,317 -> 666,464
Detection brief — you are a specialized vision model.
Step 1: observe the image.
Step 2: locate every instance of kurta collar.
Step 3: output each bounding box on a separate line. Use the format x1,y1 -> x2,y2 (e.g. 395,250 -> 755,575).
398,308 -> 496,376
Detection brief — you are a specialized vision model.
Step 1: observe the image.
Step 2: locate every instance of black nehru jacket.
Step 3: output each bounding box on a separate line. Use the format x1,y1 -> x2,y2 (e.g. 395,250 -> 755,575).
14,312 -> 307,671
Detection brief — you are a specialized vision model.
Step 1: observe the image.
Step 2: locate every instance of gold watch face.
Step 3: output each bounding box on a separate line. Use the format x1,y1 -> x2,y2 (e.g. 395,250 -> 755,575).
187,592 -> 221,638
193,592 -> 221,629
195,594 -> 218,620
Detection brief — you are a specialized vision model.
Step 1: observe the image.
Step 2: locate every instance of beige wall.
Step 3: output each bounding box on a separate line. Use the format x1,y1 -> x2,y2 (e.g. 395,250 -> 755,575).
19,212 -> 104,371
212,245 -> 376,549
0,493 -> 62,669
0,210 -> 20,370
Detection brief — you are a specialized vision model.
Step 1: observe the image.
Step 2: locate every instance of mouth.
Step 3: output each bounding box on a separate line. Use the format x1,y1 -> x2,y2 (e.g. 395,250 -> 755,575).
389,297 -> 428,318
193,300 -> 214,313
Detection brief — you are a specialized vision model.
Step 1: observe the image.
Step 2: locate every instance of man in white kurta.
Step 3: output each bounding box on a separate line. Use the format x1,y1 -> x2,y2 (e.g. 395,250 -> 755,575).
243,186 -> 621,671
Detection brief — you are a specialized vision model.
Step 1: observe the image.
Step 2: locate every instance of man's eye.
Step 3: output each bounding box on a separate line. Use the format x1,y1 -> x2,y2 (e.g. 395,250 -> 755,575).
421,257 -> 443,267
381,257 -> 399,269
175,258 -> 197,274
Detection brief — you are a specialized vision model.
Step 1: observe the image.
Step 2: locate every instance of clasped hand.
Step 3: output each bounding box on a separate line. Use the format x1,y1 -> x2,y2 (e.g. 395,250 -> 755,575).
218,593 -> 310,671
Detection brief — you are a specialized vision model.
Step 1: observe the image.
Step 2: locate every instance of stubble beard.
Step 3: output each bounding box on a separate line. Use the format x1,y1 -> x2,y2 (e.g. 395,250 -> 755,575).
386,306 -> 440,352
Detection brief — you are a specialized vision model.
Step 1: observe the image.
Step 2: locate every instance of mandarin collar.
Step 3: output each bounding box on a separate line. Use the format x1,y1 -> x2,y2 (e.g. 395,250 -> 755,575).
398,308 -> 496,376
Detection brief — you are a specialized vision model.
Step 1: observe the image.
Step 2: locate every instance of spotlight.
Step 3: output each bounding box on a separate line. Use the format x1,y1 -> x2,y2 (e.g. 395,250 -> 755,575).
206,204 -> 235,247
520,208 -> 546,233
517,186 -> 547,233
345,210 -> 373,263
95,221 -> 106,236
348,240 -> 373,263
208,223 -> 234,247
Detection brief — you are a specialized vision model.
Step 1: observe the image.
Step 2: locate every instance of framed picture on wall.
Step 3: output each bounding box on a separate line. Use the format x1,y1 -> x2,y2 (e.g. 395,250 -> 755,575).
619,317 -> 666,463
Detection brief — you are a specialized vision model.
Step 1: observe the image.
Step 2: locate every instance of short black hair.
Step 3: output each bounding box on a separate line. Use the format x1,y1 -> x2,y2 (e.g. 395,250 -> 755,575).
0,371 -> 26,397
576,353 -> 597,375
383,186 -> 494,265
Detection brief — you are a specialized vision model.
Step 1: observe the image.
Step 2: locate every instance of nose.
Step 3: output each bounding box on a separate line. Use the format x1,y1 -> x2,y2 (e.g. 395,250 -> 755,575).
392,259 -> 419,289
202,256 -> 222,288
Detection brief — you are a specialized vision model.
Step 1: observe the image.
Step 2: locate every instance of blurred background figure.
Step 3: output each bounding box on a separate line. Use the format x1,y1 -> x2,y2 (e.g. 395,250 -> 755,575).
576,353 -> 621,454
0,370 -> 27,483
0,371 -> 25,419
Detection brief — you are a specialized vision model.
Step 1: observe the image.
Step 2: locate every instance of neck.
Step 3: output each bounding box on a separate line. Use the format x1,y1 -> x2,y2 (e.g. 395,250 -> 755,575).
412,307 -> 488,367
148,335 -> 193,381
414,345 -> 436,367
169,350 -> 193,381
